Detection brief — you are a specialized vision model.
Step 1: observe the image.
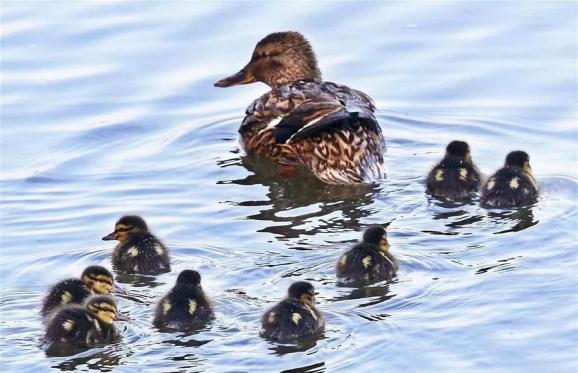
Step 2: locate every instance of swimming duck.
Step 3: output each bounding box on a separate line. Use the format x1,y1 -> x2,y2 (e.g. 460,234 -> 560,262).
41,266 -> 115,318
153,270 -> 214,330
426,140 -> 481,200
336,225 -> 398,285
481,151 -> 538,208
102,215 -> 170,275
44,295 -> 121,348
214,31 -> 385,184
261,281 -> 324,341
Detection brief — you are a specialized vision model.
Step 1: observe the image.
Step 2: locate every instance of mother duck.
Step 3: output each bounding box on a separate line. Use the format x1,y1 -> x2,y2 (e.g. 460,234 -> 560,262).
214,31 -> 385,184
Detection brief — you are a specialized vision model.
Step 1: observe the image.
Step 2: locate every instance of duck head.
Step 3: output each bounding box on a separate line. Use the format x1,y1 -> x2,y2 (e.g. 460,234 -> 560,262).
445,140 -> 472,163
362,225 -> 390,253
81,266 -> 114,295
287,281 -> 317,308
176,270 -> 202,288
86,295 -> 124,324
102,215 -> 149,242
214,31 -> 321,88
505,150 -> 532,175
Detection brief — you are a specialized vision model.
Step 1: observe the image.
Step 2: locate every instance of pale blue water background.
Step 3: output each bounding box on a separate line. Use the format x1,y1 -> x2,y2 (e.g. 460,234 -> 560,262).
1,1 -> 577,372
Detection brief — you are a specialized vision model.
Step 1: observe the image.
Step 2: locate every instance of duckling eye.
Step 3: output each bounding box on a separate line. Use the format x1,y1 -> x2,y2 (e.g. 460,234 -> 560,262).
116,225 -> 133,233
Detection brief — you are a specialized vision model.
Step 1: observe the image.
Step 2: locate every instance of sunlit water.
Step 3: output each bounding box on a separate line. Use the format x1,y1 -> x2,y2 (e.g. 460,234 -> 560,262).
1,1 -> 577,372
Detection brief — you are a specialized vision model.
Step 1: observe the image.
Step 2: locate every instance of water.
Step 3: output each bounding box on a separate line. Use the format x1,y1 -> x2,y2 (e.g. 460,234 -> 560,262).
1,1 -> 577,371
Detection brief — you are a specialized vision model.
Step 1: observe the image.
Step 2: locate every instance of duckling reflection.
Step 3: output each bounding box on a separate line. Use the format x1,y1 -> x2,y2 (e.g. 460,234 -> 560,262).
488,206 -> 537,234
41,266 -> 116,319
261,281 -> 324,341
44,295 -> 122,353
218,154 -> 381,239
153,270 -> 214,331
102,215 -> 170,275
336,226 -> 398,286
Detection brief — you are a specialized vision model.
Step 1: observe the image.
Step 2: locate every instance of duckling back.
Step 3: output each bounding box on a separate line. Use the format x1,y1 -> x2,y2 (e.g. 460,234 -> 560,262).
44,305 -> 117,347
336,243 -> 396,285
426,158 -> 481,199
41,279 -> 91,318
261,298 -> 324,341
153,285 -> 213,330
481,168 -> 538,208
112,233 -> 170,274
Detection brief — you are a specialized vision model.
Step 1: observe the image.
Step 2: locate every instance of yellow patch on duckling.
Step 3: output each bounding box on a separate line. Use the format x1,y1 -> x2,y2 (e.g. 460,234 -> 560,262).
162,300 -> 172,315
487,179 -> 495,190
339,255 -> 347,267
188,299 -> 197,315
459,168 -> 468,181
127,247 -> 139,257
291,312 -> 302,325
362,256 -> 372,269
435,169 -> 444,182
61,291 -> 72,304
267,312 -> 276,323
154,244 -> 164,255
509,177 -> 519,189
133,265 -> 139,271
62,319 -> 75,331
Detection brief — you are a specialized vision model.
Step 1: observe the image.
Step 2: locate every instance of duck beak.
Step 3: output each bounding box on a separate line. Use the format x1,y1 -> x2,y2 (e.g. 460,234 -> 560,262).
102,232 -> 116,241
214,66 -> 256,87
111,283 -> 127,295
114,312 -> 131,322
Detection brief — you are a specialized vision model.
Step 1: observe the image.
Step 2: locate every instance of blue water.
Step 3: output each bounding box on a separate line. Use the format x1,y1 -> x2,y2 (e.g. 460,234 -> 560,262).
1,1 -> 577,372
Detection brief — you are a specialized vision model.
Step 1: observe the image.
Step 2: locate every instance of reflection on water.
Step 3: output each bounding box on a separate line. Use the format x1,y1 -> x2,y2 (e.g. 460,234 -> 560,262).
1,0 -> 577,372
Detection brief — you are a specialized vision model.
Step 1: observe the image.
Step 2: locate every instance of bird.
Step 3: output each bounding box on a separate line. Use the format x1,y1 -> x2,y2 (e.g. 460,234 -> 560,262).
214,31 -> 385,184
481,150 -> 538,208
102,215 -> 170,275
426,140 -> 481,200
336,225 -> 398,285
43,295 -> 121,348
260,281 -> 324,341
41,266 -> 115,318
153,270 -> 214,330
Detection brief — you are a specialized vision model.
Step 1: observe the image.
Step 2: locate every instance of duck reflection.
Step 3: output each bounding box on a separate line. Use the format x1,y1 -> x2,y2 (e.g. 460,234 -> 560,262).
488,206 -> 538,234
217,155 -> 382,239
49,348 -> 123,371
268,335 -> 323,356
332,284 -> 394,308
113,272 -> 164,288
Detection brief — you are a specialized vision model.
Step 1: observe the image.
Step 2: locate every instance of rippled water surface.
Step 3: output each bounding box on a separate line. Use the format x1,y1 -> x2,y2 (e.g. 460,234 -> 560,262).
1,1 -> 577,372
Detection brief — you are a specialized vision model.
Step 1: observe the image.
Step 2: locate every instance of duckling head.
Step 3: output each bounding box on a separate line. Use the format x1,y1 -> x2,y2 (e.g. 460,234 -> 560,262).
86,295 -> 118,325
102,215 -> 148,242
505,150 -> 532,175
445,140 -> 472,162
214,31 -> 321,89
176,270 -> 201,287
81,266 -> 114,295
362,225 -> 390,253
287,281 -> 316,308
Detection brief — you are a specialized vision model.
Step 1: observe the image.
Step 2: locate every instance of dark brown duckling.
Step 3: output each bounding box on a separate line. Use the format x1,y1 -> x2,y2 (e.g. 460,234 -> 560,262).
215,31 -> 385,184
41,266 -> 115,318
261,281 -> 324,341
153,270 -> 213,331
336,226 -> 398,285
481,150 -> 538,208
43,295 -> 121,348
426,140 -> 481,200
102,215 -> 170,275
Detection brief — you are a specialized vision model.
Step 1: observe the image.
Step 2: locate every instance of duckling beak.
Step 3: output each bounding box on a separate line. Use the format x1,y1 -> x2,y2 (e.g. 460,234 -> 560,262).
214,67 -> 256,87
111,283 -> 127,295
102,232 -> 116,241
114,312 -> 131,322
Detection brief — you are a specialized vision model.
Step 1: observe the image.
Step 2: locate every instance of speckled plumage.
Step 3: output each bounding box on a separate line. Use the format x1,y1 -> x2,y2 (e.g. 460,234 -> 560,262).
153,285 -> 213,330
336,243 -> 397,285
112,233 -> 170,274
481,167 -> 537,208
41,279 -> 91,318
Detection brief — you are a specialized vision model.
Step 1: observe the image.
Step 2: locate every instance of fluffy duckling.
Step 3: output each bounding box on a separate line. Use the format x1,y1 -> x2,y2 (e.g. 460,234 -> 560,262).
41,266 -> 114,318
261,281 -> 324,341
102,215 -> 170,275
215,31 -> 385,184
426,140 -> 481,200
481,151 -> 538,208
153,270 -> 213,330
44,295 -> 120,348
336,226 -> 398,285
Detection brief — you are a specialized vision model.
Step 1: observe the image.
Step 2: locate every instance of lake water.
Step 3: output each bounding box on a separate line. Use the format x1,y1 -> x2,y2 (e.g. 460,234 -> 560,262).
1,1 -> 577,372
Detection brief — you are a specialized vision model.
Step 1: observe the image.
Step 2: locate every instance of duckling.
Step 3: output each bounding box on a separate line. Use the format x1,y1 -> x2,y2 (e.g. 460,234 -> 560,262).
41,266 -> 115,318
102,215 -> 170,275
336,225 -> 398,285
153,270 -> 213,330
215,31 -> 385,184
481,150 -> 538,208
426,140 -> 481,200
261,281 -> 324,341
44,295 -> 120,348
